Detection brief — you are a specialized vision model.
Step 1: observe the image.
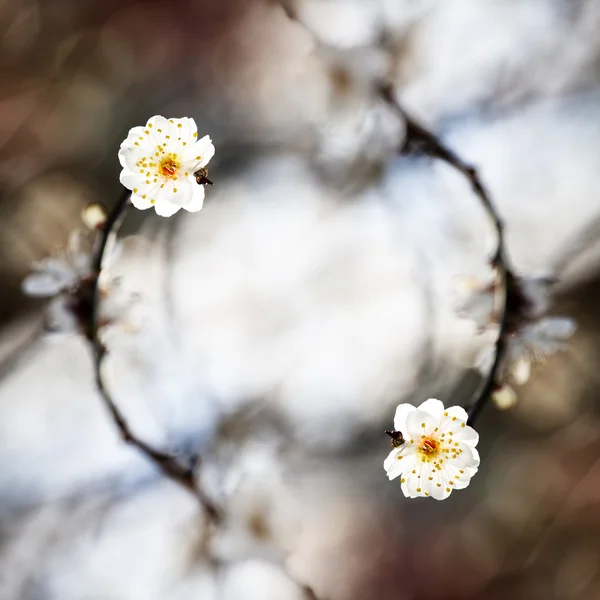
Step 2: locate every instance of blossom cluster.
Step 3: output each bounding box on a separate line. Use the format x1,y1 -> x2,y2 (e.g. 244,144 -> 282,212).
22,209 -> 138,335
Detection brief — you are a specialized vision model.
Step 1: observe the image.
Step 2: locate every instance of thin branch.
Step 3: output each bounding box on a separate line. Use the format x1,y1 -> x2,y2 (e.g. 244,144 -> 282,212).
379,84 -> 513,427
86,188 -> 221,523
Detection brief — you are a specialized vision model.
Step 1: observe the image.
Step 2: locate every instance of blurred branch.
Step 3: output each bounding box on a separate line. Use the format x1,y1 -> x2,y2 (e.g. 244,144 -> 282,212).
85,188 -> 221,523
379,84 -> 514,426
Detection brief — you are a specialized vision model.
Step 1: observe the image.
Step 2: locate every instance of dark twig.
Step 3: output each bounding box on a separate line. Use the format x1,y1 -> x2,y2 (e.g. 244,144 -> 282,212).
379,84 -> 514,427
86,188 -> 221,523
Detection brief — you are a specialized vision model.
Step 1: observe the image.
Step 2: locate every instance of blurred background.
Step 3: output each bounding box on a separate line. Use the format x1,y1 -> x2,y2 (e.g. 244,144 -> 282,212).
2,0 -> 600,598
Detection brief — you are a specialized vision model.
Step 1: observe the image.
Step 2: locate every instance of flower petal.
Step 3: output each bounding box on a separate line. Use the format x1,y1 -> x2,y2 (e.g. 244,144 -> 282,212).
400,465 -> 422,498
454,281 -> 496,330
437,406 -> 470,435
146,115 -> 172,145
510,356 -> 531,385
119,169 -> 143,192
46,295 -> 79,332
385,444 -> 418,480
34,258 -> 77,287
385,453 -> 404,481
168,178 -> 193,207
119,127 -> 154,171
424,462 -> 453,499
130,194 -> 153,211
153,199 -> 181,217
384,447 -> 401,472
442,462 -> 473,491
429,472 -> 451,500
22,272 -> 62,297
445,405 -> 468,422
521,276 -> 553,319
183,183 -> 205,213
182,134 -> 215,170
393,403 -> 415,433
455,442 -> 480,470
417,398 -> 445,419
452,423 -> 479,446
405,408 -> 438,439
170,117 -> 197,142
475,345 -> 495,376
523,317 -> 576,355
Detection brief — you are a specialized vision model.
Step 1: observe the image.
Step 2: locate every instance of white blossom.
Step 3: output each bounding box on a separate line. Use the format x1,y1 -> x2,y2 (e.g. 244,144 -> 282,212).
476,316 -> 576,387
22,230 -> 93,333
118,116 -> 215,217
454,274 -> 555,331
22,231 -> 139,335
453,275 -> 500,332
207,441 -> 296,564
22,230 -> 92,298
384,398 -> 480,500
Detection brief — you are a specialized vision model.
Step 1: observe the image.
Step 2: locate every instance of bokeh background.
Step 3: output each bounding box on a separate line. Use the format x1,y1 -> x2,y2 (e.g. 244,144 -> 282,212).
2,0 -> 600,598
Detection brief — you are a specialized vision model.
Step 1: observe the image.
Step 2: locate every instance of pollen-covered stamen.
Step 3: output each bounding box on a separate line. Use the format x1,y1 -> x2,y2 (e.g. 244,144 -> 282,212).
418,436 -> 440,461
159,155 -> 181,179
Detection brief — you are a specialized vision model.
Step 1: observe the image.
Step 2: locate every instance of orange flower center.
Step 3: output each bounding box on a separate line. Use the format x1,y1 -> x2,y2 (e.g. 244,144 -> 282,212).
419,437 -> 439,456
159,156 -> 180,178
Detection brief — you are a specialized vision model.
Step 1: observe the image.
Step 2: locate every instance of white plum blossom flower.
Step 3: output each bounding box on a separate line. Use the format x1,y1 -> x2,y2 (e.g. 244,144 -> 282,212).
118,116 -> 215,217
453,274 -> 502,332
206,441 -> 296,564
384,399 -> 480,500
22,230 -> 138,335
454,273 -> 555,332
476,317 -> 576,388
22,229 -> 92,298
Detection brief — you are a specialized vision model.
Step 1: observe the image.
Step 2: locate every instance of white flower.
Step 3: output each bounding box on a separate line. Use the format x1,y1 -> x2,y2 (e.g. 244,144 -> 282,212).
22,230 -> 92,297
384,398 -> 480,500
118,116 -> 215,217
476,316 -> 576,387
453,275 -> 501,332
454,274 -> 555,331
22,231 -> 138,335
207,441 -> 296,564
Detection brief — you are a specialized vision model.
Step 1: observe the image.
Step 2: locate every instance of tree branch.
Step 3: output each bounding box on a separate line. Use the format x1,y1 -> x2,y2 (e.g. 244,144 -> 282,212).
379,84 -> 513,427
85,188 -> 221,523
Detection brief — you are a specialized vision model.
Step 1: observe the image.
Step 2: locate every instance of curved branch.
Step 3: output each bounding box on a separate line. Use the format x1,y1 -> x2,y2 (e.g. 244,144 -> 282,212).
379,84 -> 513,427
274,0 -> 512,428
86,188 -> 221,522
